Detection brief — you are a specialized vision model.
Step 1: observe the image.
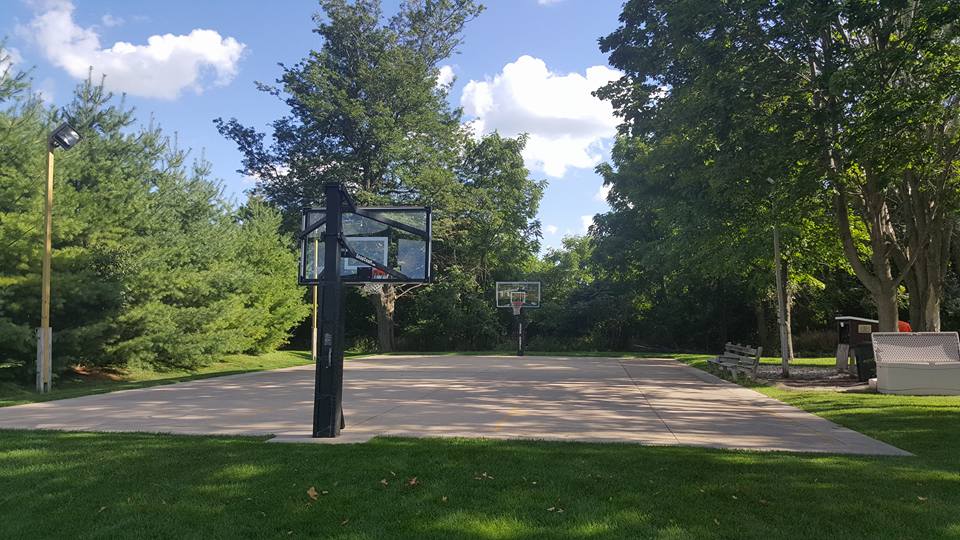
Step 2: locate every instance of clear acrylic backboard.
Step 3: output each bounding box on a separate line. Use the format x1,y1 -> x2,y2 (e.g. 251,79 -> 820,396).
299,207 -> 431,284
496,281 -> 541,308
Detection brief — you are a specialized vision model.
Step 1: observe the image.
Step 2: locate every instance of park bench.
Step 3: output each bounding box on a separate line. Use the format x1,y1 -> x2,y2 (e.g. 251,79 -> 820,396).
708,342 -> 762,378
871,332 -> 960,395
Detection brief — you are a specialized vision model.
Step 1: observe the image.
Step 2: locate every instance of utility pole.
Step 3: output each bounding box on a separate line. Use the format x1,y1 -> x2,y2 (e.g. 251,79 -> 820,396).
38,123 -> 81,393
38,141 -> 54,393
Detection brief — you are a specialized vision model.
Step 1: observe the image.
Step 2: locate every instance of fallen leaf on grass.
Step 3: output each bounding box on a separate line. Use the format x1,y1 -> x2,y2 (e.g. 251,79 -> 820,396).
408,477 -> 419,486
321,490 -> 329,495
307,487 -> 319,501
441,496 -> 448,503
97,506 -> 107,513
918,496 -> 928,502
714,519 -> 720,526
547,507 -> 556,512
341,518 -> 350,526
380,479 -> 389,487
759,499 -> 769,505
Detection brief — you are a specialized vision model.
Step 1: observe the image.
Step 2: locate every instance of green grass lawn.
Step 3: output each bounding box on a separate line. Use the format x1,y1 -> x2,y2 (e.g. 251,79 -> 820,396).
2,351 -> 959,538
2,401 -> 959,539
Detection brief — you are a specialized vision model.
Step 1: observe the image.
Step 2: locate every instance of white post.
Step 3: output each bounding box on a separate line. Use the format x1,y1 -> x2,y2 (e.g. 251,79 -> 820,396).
773,223 -> 790,378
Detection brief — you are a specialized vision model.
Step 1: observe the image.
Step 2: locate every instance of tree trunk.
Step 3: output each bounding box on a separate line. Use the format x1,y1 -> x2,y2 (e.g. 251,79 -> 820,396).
755,300 -> 768,351
875,287 -> 900,333
896,168 -> 952,332
371,284 -> 397,352
783,260 -> 795,361
923,291 -> 942,332
815,35 -> 912,334
906,271 -> 923,331
834,185 -> 908,332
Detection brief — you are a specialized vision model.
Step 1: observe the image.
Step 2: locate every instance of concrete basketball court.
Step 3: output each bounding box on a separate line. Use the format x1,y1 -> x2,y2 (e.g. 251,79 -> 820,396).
0,355 -> 908,455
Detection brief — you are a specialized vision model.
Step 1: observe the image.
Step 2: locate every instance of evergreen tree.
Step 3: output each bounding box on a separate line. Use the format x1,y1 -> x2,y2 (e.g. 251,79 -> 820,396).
0,71 -> 307,380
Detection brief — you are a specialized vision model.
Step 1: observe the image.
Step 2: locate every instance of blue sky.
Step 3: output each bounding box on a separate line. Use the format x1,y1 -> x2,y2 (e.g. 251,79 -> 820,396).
2,0 -> 625,250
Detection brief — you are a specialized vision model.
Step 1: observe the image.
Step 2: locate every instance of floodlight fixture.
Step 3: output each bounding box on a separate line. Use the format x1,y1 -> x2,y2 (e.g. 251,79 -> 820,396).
50,122 -> 81,150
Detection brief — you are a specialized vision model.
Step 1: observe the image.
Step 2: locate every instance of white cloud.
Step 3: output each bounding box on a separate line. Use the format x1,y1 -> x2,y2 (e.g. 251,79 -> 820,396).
594,183 -> 611,202
100,14 -> 124,28
244,163 -> 291,184
36,77 -> 56,104
460,55 -> 621,178
580,215 -> 594,233
18,0 -> 246,100
545,224 -> 559,235
436,65 -> 454,88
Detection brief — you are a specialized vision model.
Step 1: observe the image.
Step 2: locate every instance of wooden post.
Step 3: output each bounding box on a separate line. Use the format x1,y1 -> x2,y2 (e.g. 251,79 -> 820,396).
38,143 -> 54,393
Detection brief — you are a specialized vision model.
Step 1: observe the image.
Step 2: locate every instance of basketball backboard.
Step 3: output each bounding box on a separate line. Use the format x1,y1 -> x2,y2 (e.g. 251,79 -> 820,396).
496,281 -> 541,308
299,207 -> 431,284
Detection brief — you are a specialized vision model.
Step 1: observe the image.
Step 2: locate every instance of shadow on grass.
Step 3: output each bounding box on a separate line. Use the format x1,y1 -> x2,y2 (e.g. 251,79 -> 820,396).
0,431 -> 957,539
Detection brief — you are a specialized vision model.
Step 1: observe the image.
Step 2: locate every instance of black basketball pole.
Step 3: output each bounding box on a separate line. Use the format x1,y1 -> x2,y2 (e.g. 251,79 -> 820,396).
516,312 -> 524,356
313,182 -> 346,437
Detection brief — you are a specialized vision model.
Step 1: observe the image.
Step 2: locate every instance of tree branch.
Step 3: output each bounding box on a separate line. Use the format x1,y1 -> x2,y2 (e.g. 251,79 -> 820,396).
835,189 -> 881,293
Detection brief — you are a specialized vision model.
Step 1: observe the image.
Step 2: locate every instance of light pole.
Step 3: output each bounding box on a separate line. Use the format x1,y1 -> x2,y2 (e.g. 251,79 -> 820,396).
767,177 -> 790,378
38,122 -> 81,393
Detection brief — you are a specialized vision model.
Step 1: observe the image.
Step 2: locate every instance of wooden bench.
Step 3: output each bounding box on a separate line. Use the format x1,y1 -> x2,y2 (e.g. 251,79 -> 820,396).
707,342 -> 762,378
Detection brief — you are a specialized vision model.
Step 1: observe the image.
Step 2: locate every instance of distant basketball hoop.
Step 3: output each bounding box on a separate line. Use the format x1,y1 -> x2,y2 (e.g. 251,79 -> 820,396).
496,282 -> 540,356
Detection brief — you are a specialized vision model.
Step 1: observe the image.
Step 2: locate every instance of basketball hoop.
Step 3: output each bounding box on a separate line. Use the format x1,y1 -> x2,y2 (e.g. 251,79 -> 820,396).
511,300 -> 523,316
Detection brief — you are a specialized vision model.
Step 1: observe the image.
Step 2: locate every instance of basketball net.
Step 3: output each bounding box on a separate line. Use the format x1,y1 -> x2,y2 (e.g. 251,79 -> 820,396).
510,291 -> 526,316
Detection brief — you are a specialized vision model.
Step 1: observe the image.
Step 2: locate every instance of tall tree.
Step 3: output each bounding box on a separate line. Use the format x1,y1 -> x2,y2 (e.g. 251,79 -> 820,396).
217,0 -> 483,351
598,0 -> 960,331
0,72 -> 307,379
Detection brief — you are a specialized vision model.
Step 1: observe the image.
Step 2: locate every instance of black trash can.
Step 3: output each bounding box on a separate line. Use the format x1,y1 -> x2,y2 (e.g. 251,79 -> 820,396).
852,343 -> 876,382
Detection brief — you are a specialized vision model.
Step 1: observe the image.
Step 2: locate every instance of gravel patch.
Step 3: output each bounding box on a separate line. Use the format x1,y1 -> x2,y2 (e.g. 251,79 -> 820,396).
756,365 -> 871,392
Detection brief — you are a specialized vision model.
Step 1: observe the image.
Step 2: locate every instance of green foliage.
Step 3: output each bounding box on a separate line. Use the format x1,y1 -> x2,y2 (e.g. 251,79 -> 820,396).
216,0 -> 483,220
594,0 -> 960,332
0,71 -> 307,380
218,0 -> 545,352
399,267 -> 501,350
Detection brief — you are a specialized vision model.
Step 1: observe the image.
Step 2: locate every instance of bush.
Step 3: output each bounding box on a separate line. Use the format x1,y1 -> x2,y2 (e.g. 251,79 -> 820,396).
791,329 -> 836,357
